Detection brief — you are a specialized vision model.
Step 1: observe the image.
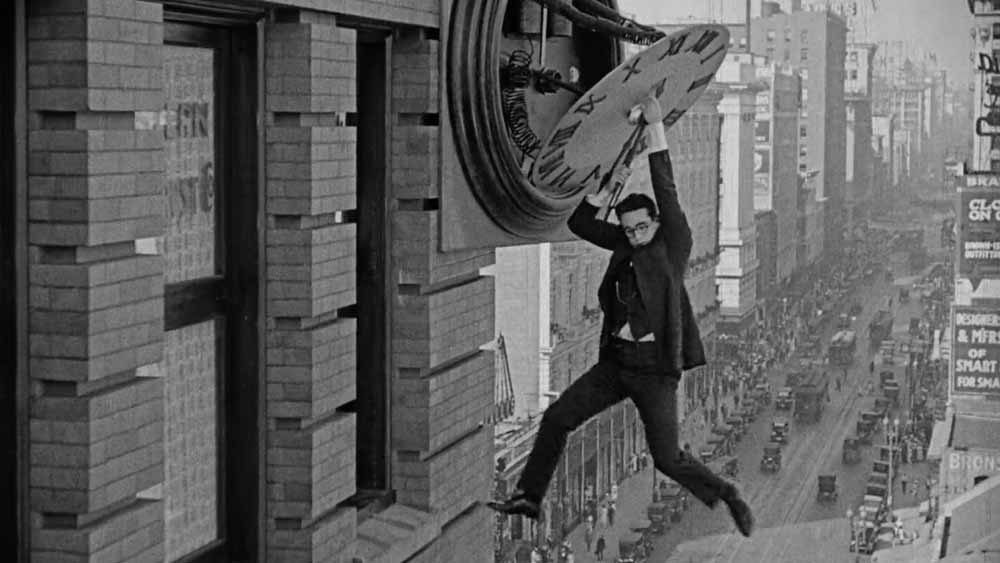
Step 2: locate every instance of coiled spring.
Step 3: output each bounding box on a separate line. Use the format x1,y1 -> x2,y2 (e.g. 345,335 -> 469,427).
501,49 -> 541,157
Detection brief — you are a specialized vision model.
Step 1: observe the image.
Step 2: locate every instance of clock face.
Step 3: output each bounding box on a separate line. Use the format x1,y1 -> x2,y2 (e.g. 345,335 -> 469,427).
530,24 -> 730,194
448,0 -> 621,238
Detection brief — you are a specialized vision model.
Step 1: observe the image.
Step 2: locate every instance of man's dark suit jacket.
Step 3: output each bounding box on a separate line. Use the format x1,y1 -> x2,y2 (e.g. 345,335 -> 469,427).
567,149 -> 707,377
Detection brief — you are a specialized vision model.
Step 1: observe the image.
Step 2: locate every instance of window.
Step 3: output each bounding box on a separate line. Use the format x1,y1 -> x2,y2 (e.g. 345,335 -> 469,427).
849,51 -> 858,61
784,28 -> 792,42
800,48 -> 809,62
800,30 -> 808,43
800,69 -> 808,80
993,22 -> 1000,38
766,29 -> 776,41
739,37 -> 747,48
800,125 -> 807,138
161,19 -> 262,560
784,49 -> 790,61
802,87 -> 808,105
766,47 -> 775,60
849,69 -> 858,80
799,162 -> 808,172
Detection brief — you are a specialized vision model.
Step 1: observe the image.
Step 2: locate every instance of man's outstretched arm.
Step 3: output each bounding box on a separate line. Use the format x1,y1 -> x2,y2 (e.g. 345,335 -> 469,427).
643,102 -> 693,263
567,175 -> 625,251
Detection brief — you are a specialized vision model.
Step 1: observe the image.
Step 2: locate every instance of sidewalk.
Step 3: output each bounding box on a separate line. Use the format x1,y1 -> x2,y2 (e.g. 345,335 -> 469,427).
564,466 -> 655,562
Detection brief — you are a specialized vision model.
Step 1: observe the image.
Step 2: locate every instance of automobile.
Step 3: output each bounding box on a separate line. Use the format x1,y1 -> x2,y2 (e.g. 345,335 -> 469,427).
856,419 -> 875,445
617,531 -> 644,563
775,387 -> 794,410
843,436 -> 862,464
647,502 -> 667,534
771,417 -> 790,443
817,474 -> 838,502
725,416 -> 746,440
860,410 -> 881,428
709,455 -> 739,478
874,397 -> 892,417
760,443 -> 782,472
876,445 -> 901,465
738,405 -> 756,423
838,313 -> 851,329
850,301 -> 863,317
869,472 -> 889,488
707,434 -> 730,457
883,382 -> 901,405
752,383 -> 772,406
659,481 -> 689,516
861,494 -> 887,522
865,481 -> 888,500
872,459 -> 891,479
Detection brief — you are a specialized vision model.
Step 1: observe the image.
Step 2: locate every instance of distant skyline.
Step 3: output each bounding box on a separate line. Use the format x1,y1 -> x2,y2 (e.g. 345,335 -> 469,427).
619,0 -> 974,84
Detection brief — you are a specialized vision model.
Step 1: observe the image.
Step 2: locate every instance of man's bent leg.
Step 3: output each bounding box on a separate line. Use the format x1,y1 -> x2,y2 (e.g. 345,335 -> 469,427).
515,361 -> 627,503
625,374 -> 730,507
626,373 -> 754,536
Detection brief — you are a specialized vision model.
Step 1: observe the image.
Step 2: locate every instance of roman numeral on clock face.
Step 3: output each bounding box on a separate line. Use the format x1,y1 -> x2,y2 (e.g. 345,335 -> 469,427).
621,57 -> 642,83
688,73 -> 714,92
653,77 -> 668,98
658,34 -> 688,61
536,150 -> 565,179
574,93 -> 607,115
550,166 -> 576,188
541,121 -> 581,160
700,43 -> 726,64
686,30 -> 720,54
664,109 -> 685,126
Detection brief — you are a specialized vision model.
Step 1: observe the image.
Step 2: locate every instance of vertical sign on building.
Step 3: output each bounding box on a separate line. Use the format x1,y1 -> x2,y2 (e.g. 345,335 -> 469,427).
958,174 -> 1000,288
952,306 -> 1000,396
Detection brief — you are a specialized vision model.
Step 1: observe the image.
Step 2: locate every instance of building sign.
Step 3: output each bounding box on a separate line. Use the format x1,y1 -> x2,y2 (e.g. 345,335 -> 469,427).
755,119 -> 770,143
754,148 -> 771,198
957,178 -> 1000,283
942,448 -> 1000,500
952,306 -> 1000,395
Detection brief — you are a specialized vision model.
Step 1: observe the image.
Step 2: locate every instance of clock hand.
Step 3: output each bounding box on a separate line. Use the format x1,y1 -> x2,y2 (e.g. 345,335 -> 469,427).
601,122 -> 647,221
532,68 -> 585,96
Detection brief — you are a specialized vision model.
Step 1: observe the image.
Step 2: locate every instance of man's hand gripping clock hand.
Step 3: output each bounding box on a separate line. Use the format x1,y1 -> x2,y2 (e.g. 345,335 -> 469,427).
636,94 -> 669,153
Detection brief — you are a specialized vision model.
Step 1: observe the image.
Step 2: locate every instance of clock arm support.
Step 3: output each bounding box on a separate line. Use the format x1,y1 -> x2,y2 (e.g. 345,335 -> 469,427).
648,149 -> 693,264
567,200 -> 624,251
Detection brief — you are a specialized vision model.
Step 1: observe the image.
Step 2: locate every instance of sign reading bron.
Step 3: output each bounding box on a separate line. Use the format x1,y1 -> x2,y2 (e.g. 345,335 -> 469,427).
953,306 -> 1000,395
958,175 -> 1000,285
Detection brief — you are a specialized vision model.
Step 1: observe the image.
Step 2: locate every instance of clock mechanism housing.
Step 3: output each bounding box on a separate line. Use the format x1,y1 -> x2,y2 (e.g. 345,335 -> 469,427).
448,0 -> 622,238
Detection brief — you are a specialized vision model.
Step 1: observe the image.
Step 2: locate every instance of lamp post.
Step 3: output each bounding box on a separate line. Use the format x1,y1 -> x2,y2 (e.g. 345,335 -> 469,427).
884,415 -> 900,510
846,507 -> 855,551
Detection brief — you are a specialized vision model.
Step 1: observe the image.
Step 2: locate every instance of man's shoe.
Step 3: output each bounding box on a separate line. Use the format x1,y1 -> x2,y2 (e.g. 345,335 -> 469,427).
487,490 -> 541,520
723,488 -> 754,537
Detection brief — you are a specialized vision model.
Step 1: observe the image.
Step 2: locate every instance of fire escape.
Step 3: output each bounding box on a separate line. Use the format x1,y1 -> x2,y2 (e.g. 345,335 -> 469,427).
490,333 -> 516,424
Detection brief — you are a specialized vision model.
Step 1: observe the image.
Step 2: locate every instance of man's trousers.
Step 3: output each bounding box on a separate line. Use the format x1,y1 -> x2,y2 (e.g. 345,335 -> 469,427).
516,338 -> 731,508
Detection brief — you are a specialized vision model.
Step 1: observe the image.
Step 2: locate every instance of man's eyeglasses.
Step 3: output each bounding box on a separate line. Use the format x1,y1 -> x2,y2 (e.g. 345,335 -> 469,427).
622,222 -> 650,238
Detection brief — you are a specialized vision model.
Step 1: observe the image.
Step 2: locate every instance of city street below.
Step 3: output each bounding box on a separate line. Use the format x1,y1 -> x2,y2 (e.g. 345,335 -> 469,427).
562,249 -> 939,563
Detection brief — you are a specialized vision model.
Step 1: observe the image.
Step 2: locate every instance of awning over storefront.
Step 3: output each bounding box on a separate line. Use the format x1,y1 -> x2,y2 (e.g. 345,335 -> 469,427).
927,416 -> 954,461
951,415 -> 1000,451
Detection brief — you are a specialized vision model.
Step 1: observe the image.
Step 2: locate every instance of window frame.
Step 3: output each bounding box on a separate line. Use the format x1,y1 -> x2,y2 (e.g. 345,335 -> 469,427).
161,16 -> 263,563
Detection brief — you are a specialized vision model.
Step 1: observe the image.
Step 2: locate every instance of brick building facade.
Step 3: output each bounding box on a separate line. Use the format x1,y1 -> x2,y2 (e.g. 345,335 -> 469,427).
4,0 -> 497,561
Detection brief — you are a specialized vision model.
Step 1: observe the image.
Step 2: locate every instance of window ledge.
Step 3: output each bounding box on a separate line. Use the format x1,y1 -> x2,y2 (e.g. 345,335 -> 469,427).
354,504 -> 443,563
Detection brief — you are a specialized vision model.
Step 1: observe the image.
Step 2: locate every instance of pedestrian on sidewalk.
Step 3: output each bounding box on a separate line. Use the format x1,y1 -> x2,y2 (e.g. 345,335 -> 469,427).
901,473 -> 909,495
487,97 -> 754,539
608,501 -> 616,526
595,536 -> 606,561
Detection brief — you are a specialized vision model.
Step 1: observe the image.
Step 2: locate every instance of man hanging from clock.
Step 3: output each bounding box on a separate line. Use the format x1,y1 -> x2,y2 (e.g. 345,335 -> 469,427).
487,95 -> 755,538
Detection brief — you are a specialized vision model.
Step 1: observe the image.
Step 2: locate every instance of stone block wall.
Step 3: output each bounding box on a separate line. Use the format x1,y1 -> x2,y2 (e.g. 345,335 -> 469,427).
263,11 -> 359,563
22,1 -> 499,562
26,1 -> 167,561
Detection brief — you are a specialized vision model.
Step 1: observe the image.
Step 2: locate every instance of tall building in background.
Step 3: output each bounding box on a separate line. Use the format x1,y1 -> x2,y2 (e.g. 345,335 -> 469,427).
752,60 -> 801,291
845,42 -> 877,231
494,244 -> 551,420
751,2 -> 848,265
714,54 -> 762,332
